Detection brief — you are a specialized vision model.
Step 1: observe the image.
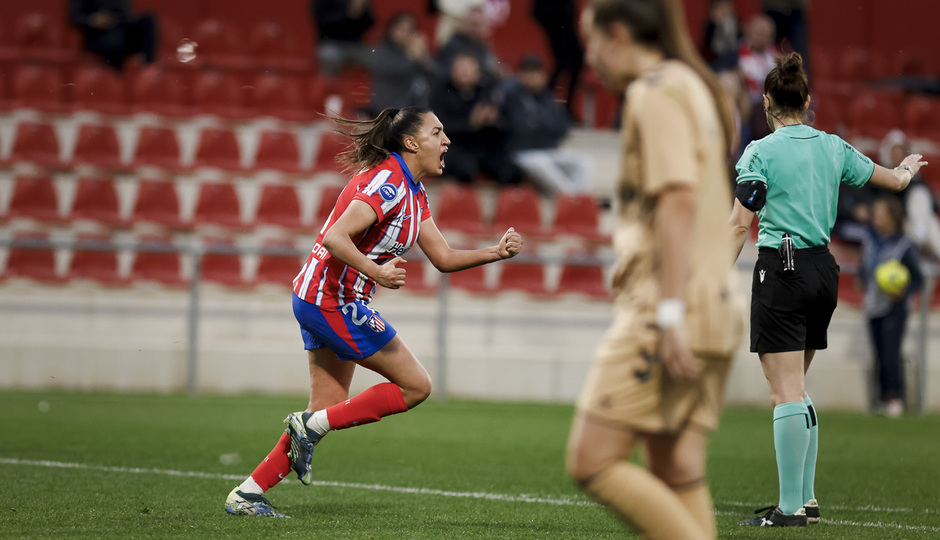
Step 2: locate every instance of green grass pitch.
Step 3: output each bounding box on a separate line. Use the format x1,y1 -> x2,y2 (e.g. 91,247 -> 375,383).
1,391 -> 938,539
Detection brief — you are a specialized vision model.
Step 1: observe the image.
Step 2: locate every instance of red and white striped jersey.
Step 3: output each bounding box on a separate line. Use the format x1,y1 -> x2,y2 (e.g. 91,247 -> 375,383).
293,153 -> 431,307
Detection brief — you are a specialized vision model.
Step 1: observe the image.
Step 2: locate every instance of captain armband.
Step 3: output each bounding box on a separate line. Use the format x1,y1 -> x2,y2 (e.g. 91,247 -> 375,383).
734,180 -> 768,212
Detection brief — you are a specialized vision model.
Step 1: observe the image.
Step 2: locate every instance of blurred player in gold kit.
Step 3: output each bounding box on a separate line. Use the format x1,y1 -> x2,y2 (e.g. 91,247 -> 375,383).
566,1 -> 742,538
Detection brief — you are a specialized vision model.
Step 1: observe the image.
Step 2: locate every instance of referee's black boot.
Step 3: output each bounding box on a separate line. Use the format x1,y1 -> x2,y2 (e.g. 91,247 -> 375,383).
738,505 -> 808,527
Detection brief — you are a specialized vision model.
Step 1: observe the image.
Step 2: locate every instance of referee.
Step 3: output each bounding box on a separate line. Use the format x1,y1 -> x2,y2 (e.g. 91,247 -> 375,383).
729,52 -> 928,527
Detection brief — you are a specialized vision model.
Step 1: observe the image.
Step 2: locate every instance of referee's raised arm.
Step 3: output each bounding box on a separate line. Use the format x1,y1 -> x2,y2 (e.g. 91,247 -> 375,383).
868,153 -> 928,192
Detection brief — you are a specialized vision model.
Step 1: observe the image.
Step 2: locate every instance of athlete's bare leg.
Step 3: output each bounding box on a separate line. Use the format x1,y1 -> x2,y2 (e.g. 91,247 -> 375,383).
306,347 -> 356,412
566,412 -> 639,482
356,335 -> 432,408
566,413 -> 708,540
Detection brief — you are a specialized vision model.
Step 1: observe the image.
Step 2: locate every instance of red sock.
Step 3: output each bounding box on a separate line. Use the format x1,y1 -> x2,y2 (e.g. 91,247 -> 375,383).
249,432 -> 292,492
326,382 -> 408,430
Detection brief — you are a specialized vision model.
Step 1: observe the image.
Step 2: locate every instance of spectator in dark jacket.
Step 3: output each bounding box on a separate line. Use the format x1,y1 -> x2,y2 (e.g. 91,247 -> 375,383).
435,6 -> 504,86
69,0 -> 157,71
532,0 -> 584,116
502,55 -> 591,195
431,52 -> 519,185
311,0 -> 375,75
366,11 -> 436,116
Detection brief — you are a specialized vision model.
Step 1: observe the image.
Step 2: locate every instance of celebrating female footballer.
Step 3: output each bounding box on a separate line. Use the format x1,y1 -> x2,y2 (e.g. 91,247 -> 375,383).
225,107 -> 524,517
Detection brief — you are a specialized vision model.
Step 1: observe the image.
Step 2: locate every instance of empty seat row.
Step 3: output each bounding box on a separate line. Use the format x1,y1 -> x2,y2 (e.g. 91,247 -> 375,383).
0,12 -> 312,74
1,176 -> 612,243
0,231 -> 612,299
1,61 -> 370,122
2,121 -> 349,175
0,175 -> 346,233
435,183 -> 610,243
810,88 -> 940,142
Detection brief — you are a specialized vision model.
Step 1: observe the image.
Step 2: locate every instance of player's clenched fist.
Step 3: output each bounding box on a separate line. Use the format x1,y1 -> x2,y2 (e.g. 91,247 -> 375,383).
375,256 -> 407,289
498,227 -> 524,259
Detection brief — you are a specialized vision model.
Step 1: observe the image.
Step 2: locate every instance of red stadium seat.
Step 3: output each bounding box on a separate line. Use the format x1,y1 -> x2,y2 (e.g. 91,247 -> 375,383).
493,185 -> 544,237
448,264 -> 489,294
253,130 -> 303,173
557,256 -> 609,300
132,126 -> 183,170
249,73 -> 312,122
248,21 -> 310,72
333,66 -> 372,118
191,70 -> 249,119
809,87 -> 849,136
68,234 -> 125,285
837,271 -> 864,308
4,175 -> 61,223
128,65 -> 190,117
12,64 -> 68,113
131,179 -> 186,229
846,91 -> 903,140
11,12 -> 72,63
9,121 -> 63,168
200,237 -> 245,287
192,182 -> 243,228
254,183 -> 304,230
68,176 -> 125,227
397,258 -> 435,294
497,262 -> 548,295
190,18 -> 252,71
434,182 -> 487,235
70,65 -> 127,115
312,131 -> 351,175
193,127 -> 243,171
551,193 -> 609,242
1,232 -> 63,283
130,235 -> 186,286
254,241 -> 302,287
71,124 -> 124,170
313,184 -> 344,227
903,95 -> 940,142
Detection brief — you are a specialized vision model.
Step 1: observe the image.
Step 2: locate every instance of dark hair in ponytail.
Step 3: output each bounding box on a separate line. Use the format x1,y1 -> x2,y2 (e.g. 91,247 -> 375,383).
763,52 -> 809,118
588,0 -> 735,152
330,107 -> 431,172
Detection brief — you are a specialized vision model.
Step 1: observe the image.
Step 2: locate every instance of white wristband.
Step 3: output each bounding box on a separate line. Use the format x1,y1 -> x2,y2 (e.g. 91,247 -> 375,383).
656,299 -> 685,329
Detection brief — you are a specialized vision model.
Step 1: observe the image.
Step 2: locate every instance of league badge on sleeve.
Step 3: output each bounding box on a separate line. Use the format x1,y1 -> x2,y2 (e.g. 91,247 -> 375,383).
379,183 -> 398,202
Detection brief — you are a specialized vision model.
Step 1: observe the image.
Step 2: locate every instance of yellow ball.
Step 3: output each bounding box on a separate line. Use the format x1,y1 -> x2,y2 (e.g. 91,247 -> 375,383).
874,259 -> 910,295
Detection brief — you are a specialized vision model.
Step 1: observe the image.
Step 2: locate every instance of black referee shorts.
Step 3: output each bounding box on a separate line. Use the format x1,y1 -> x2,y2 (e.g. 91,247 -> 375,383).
750,246 -> 840,353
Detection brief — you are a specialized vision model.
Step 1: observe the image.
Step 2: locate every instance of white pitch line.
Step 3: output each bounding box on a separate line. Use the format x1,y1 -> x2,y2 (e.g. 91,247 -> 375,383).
2,457 -> 938,533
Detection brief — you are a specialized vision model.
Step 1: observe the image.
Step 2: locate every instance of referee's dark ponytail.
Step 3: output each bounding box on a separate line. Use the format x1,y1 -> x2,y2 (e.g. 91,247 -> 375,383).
764,52 -> 809,118
330,107 -> 431,172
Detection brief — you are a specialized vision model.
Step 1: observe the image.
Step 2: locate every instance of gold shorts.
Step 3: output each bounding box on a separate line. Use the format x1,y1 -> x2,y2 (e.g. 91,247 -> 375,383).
576,308 -> 733,434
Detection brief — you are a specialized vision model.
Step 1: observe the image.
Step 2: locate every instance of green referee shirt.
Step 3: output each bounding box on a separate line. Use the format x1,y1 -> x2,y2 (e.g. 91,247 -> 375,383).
735,124 -> 875,249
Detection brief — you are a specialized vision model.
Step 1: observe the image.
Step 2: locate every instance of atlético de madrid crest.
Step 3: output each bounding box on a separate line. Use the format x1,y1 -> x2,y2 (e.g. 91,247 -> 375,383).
367,314 -> 386,333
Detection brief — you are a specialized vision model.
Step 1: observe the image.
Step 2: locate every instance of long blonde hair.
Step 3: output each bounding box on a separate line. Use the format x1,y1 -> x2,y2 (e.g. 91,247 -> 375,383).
588,0 -> 735,151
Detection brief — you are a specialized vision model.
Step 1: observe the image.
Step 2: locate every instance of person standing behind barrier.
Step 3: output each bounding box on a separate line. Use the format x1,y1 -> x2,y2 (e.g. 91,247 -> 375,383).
567,1 -> 742,538
311,0 -> 375,76
729,52 -> 928,527
860,195 -> 923,417
532,0 -> 585,116
501,55 -> 592,195
69,0 -> 157,71
224,107 -> 524,517
880,129 -> 940,261
366,12 -> 437,116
